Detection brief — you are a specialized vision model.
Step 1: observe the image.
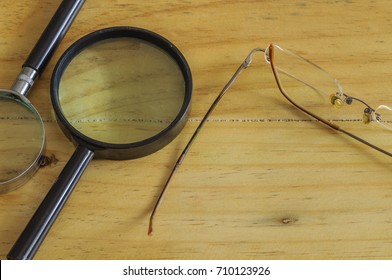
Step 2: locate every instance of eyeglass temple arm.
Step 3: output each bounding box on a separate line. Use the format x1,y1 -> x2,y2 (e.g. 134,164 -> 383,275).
268,44 -> 392,158
147,48 -> 265,235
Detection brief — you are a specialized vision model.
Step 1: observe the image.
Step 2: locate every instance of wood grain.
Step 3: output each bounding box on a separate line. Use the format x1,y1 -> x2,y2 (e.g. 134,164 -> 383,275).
1,0 -> 392,259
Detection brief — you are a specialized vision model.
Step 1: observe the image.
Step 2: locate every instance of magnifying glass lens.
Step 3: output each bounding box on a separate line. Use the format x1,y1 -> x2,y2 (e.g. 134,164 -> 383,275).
58,38 -> 186,144
0,94 -> 44,185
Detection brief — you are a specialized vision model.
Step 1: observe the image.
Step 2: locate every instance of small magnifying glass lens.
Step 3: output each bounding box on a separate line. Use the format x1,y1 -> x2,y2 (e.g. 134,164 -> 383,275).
59,38 -> 185,144
0,94 -> 44,187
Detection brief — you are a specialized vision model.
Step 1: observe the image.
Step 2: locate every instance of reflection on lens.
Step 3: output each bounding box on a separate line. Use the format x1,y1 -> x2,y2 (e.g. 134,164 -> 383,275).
265,45 -> 364,121
266,45 -> 342,105
58,38 -> 185,144
0,94 -> 44,184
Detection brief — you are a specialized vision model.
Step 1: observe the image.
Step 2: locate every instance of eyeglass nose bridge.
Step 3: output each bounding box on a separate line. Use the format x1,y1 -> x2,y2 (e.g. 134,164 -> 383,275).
329,92 -> 355,108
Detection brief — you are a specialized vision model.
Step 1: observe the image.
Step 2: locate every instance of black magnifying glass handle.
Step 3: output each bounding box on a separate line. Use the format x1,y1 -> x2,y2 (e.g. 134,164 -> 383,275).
7,145 -> 94,260
12,0 -> 85,96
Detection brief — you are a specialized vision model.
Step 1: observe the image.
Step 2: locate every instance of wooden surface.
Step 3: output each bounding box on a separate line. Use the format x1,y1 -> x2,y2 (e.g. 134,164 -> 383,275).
1,0 -> 392,259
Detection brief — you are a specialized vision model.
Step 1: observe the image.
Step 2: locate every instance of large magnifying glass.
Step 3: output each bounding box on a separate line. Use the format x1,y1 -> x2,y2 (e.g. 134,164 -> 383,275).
0,0 -> 85,193
8,26 -> 192,259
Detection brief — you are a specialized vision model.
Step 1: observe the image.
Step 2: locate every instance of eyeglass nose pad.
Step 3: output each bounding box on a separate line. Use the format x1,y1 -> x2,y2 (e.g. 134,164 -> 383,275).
363,107 -> 373,124
330,93 -> 343,108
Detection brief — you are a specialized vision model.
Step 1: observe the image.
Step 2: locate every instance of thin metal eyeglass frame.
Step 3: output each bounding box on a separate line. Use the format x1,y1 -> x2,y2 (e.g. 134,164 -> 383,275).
148,44 -> 392,235
267,43 -> 392,157
266,44 -> 392,130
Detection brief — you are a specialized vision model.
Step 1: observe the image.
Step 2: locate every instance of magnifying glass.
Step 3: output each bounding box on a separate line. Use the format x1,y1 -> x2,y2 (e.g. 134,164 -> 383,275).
8,26 -> 192,260
0,0 -> 85,193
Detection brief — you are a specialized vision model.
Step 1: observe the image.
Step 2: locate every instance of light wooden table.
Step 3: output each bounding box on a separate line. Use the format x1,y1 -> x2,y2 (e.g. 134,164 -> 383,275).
1,0 -> 392,260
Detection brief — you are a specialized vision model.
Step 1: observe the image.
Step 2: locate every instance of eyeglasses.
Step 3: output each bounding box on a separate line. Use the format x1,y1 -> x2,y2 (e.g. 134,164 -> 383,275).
147,43 -> 392,235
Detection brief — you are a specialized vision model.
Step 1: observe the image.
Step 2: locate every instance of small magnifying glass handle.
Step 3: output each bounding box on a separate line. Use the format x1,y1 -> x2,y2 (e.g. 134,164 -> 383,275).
7,145 -> 94,260
13,0 -> 85,96
24,0 -> 85,75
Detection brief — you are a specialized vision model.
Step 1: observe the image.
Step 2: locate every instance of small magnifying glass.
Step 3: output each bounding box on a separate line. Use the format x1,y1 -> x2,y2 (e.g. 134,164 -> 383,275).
0,0 -> 85,193
8,26 -> 192,259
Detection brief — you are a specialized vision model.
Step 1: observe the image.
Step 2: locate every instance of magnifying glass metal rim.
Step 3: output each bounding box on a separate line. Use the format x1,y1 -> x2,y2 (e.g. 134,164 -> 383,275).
0,90 -> 46,193
50,26 -> 193,159
0,0 -> 85,192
